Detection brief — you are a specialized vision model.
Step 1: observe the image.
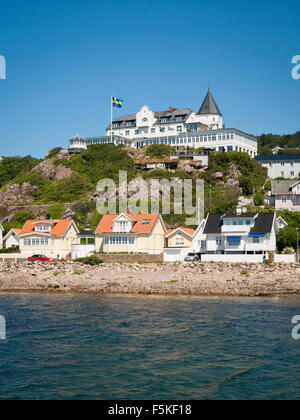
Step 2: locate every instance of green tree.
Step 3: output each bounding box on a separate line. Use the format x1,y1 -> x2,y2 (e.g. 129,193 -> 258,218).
276,227 -> 297,253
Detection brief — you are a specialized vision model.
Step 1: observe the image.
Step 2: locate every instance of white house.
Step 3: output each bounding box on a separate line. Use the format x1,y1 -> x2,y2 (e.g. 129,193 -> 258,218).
68,90 -> 258,157
193,209 -> 279,262
4,228 -> 21,249
256,155 -> 300,179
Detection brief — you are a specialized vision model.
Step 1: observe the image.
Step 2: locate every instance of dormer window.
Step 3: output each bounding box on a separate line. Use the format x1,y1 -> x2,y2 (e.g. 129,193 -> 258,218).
113,220 -> 131,233
141,219 -> 151,225
35,224 -> 51,232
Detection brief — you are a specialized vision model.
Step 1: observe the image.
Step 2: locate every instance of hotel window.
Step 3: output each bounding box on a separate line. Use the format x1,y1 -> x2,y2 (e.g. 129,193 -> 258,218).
291,171 -> 295,177
282,196 -> 287,203
125,131 -> 130,136
177,126 -> 182,132
175,116 -> 184,122
151,128 -> 155,133
161,117 -> 169,123
135,130 -> 140,135
281,172 -> 284,177
291,196 -> 296,203
253,238 -> 259,244
281,162 -> 285,166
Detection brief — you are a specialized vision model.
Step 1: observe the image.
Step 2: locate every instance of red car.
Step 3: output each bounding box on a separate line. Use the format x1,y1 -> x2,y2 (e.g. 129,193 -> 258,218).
28,255 -> 54,262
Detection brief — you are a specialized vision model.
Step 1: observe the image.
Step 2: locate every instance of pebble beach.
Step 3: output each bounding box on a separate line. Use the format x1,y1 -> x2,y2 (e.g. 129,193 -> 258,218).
0,260 -> 300,297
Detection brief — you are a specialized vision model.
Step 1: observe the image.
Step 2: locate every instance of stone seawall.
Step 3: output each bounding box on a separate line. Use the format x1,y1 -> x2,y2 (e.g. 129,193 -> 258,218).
94,253 -> 163,263
0,260 -> 300,297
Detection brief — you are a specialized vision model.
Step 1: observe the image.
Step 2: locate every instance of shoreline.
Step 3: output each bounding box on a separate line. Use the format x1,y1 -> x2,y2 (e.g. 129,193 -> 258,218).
0,260 -> 300,298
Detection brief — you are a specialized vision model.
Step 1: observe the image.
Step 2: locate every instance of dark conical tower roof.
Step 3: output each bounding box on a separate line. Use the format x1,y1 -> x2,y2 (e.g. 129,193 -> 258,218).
198,89 -> 222,116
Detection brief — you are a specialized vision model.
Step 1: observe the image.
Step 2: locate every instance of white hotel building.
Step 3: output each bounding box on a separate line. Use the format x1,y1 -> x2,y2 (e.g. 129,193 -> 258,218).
68,90 -> 258,157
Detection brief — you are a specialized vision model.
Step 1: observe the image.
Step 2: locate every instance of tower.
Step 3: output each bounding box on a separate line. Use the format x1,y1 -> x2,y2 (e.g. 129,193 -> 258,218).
197,89 -> 223,129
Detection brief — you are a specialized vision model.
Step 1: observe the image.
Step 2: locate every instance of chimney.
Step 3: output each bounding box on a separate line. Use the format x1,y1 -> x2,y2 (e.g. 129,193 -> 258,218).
46,212 -> 51,220
168,107 -> 173,112
236,206 -> 242,216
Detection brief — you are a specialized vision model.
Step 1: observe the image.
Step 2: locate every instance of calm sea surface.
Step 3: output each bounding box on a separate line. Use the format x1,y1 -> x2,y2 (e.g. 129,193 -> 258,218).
0,292 -> 300,400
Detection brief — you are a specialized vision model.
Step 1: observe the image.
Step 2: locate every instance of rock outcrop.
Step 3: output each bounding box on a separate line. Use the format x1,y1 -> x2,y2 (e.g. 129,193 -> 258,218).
0,183 -> 38,206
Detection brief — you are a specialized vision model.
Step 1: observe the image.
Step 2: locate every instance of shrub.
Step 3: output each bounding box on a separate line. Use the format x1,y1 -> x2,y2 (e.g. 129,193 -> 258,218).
73,269 -> 85,275
263,259 -> 273,265
0,246 -> 19,253
48,203 -> 66,219
144,144 -> 175,158
240,269 -> 249,277
46,147 -> 63,159
254,193 -> 264,206
0,155 -> 40,188
276,227 -> 298,253
282,247 -> 295,254
74,256 -> 104,265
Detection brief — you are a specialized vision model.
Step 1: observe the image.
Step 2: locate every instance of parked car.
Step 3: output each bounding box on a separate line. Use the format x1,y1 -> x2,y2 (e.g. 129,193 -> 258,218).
28,255 -> 54,262
184,253 -> 200,262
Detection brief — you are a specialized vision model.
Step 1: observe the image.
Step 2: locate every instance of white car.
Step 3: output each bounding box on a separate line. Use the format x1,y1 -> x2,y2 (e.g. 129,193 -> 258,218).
184,253 -> 200,262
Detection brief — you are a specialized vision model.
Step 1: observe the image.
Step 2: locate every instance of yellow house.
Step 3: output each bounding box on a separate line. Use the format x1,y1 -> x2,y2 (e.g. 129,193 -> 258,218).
164,227 -> 195,248
94,211 -> 166,254
163,227 -> 195,262
19,219 -> 79,259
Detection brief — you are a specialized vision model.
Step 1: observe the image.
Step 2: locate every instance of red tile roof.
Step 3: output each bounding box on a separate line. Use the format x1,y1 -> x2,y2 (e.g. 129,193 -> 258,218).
95,213 -> 163,234
19,219 -> 74,237
164,227 -> 195,237
13,228 -> 22,235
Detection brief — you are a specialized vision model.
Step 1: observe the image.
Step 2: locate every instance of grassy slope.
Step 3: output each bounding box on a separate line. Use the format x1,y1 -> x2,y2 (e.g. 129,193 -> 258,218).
0,143 -> 295,233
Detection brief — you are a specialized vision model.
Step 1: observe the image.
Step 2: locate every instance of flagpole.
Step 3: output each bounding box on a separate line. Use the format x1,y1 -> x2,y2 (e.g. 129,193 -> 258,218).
110,95 -> 113,144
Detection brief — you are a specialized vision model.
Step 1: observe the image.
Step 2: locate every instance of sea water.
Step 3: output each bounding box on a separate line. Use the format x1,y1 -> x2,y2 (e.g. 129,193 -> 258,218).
0,293 -> 299,400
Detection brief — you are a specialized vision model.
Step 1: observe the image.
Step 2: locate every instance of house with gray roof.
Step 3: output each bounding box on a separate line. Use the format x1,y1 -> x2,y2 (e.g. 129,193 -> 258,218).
267,179 -> 300,210
192,208 -> 278,262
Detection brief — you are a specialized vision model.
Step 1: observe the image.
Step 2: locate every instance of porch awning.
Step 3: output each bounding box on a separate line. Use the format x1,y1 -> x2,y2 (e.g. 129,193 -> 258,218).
248,233 -> 265,238
226,236 -> 241,242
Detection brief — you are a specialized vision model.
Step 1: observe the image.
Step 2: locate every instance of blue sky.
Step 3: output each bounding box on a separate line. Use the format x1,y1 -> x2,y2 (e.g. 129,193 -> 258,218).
0,0 -> 299,158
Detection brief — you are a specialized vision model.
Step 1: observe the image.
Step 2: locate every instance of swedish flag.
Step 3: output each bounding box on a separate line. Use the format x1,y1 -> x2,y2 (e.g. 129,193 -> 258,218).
112,97 -> 124,108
